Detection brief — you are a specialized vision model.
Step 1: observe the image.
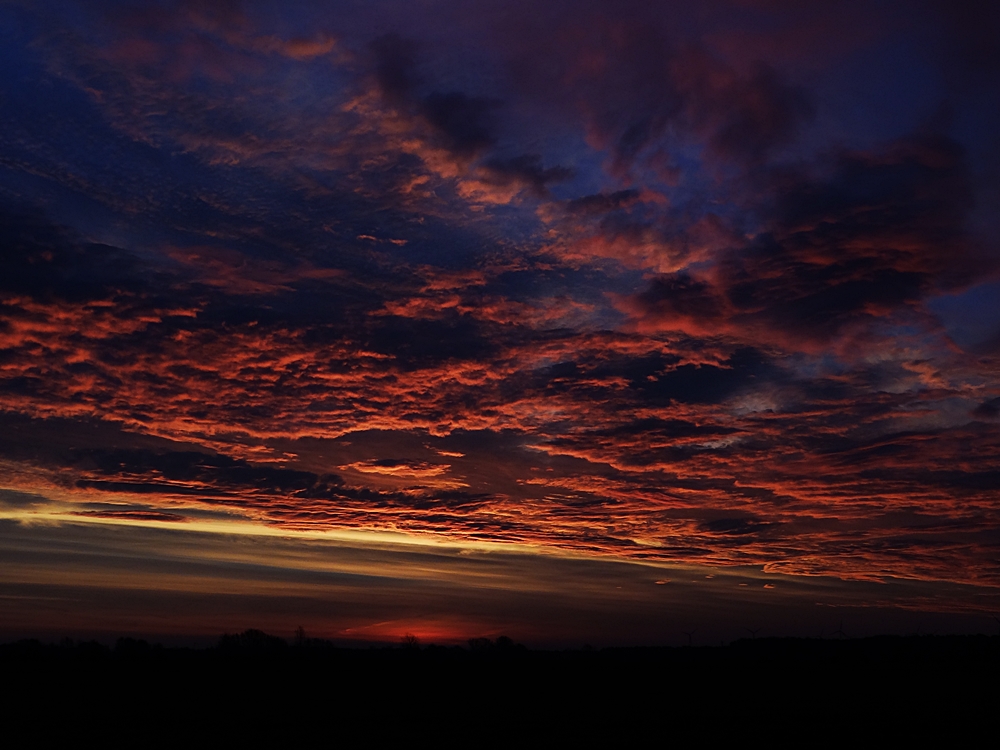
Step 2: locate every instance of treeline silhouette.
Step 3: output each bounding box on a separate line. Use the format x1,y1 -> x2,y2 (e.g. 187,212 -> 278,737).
3,632 -> 998,742
5,629 -> 1000,669
6,628 -> 998,660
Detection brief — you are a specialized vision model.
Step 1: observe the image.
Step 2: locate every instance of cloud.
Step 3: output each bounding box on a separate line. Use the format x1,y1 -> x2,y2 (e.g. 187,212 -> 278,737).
623,272 -> 726,335
0,201 -> 992,586
72,509 -> 190,522
419,91 -> 497,160
621,133 -> 988,348
703,62 -> 814,164
367,32 -> 573,202
72,447 -> 344,497
0,0 -> 999,594
505,11 -> 814,174
565,190 -> 641,216
700,517 -> 777,537
0,210 -> 148,303
480,155 -> 574,197
973,397 -> 1000,419
369,33 -> 498,162
165,245 -> 344,296
369,33 -> 420,102
0,489 -> 49,508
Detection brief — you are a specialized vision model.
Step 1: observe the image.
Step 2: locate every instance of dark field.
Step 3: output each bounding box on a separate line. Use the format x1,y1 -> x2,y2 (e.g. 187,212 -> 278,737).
3,633 -> 996,741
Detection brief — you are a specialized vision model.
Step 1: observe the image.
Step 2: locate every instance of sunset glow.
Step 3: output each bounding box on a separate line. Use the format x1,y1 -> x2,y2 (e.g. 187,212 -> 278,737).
1,0 -> 999,645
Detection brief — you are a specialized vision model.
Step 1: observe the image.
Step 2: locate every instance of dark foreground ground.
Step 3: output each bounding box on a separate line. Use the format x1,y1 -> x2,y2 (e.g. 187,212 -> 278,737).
2,633 -> 997,742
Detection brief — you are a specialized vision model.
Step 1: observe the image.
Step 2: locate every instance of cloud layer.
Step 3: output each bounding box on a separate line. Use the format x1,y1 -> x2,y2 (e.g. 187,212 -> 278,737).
1,0 -> 999,605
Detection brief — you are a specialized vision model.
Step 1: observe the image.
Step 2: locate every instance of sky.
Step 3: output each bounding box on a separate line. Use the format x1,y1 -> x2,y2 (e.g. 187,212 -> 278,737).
1,0 -> 999,646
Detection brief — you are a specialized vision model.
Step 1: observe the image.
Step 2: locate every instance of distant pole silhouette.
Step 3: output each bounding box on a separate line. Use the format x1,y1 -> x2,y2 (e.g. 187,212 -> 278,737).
682,629 -> 696,646
745,627 -> 760,640
832,621 -> 847,639
993,616 -> 1000,636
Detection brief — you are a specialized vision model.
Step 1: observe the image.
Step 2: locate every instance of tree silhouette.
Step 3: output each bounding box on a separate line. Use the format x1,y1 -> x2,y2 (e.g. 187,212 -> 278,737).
217,629 -> 287,651
468,636 -> 525,653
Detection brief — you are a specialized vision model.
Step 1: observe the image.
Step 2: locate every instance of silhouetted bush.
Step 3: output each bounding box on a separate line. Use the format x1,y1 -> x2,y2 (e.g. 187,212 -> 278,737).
292,626 -> 337,650
217,629 -> 288,651
467,635 -> 526,653
115,637 -> 158,655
